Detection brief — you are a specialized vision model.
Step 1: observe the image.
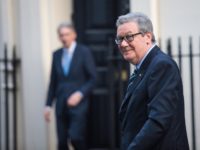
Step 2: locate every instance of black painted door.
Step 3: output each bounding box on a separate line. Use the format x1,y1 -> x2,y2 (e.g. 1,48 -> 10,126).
73,0 -> 130,149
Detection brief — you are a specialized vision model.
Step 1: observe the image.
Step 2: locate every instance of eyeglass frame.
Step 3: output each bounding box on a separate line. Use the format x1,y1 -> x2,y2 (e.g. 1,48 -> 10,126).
115,32 -> 143,45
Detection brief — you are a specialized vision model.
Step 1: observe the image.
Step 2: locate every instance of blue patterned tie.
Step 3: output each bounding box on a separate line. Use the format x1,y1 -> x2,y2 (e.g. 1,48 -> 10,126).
127,69 -> 138,91
62,50 -> 71,75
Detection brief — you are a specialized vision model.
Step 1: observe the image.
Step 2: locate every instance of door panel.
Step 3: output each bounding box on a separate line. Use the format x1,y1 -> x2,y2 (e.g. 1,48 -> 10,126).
73,0 -> 130,149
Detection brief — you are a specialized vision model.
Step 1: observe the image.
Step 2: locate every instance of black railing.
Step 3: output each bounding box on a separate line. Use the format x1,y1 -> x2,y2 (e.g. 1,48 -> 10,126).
0,44 -> 20,150
165,37 -> 200,150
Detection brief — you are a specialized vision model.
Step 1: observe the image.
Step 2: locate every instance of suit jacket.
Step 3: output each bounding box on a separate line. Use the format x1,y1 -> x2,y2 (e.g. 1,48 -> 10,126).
119,46 -> 189,150
46,43 -> 97,116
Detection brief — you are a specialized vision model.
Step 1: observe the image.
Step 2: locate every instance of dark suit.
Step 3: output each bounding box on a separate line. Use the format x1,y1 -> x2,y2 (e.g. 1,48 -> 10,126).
119,46 -> 189,150
46,43 -> 97,150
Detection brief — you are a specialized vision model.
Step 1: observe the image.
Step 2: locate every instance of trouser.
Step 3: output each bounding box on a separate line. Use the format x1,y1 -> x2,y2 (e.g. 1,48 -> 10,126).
56,100 -> 88,150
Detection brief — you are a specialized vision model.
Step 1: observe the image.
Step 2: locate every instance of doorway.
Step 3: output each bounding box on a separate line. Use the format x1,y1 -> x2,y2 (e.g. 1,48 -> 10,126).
73,0 -> 130,149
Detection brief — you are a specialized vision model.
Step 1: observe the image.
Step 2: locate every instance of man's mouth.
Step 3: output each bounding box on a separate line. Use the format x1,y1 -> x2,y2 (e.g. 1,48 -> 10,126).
122,49 -> 132,54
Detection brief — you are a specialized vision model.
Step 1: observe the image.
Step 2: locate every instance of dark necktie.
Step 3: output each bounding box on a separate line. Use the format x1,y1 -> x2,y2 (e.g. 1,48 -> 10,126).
119,68 -> 138,116
126,69 -> 138,92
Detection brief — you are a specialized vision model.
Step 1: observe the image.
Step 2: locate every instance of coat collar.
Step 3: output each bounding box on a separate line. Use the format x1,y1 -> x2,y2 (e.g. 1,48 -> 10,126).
57,44 -> 79,77
119,45 -> 160,123
137,45 -> 160,74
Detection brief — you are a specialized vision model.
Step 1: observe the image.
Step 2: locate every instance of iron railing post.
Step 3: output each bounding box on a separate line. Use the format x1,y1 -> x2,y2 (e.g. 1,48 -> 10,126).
167,38 -> 172,57
12,46 -> 17,150
178,37 -> 182,74
4,44 -> 9,150
189,37 -> 196,150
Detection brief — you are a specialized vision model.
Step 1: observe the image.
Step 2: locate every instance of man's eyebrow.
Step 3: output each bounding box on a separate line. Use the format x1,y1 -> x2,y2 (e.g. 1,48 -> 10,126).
117,31 -> 133,37
126,31 -> 133,34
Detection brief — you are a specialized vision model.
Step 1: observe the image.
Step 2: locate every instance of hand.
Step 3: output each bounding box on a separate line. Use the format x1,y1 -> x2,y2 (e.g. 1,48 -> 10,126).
67,91 -> 83,107
44,106 -> 52,123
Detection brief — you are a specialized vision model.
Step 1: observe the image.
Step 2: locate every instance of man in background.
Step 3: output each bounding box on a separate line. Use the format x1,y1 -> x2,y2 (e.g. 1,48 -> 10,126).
44,22 -> 97,150
116,12 -> 189,150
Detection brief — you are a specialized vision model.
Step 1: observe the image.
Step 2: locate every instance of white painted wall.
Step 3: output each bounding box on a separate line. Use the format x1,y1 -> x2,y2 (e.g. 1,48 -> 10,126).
17,0 -> 73,149
0,0 -> 72,149
159,0 -> 200,38
130,0 -> 200,149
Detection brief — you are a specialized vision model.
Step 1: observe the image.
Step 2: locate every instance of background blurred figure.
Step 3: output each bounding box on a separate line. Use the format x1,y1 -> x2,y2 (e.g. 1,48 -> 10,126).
44,22 -> 97,150
116,12 -> 189,150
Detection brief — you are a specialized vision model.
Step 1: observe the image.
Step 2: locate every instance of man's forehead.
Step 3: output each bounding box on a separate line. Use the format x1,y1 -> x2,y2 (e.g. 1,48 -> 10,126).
117,23 -> 139,36
60,27 -> 73,31
116,31 -> 133,37
59,27 -> 75,34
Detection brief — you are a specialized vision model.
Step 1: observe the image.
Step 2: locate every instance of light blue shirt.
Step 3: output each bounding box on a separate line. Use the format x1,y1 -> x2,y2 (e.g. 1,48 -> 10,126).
62,42 -> 77,75
136,43 -> 156,70
62,42 -> 84,97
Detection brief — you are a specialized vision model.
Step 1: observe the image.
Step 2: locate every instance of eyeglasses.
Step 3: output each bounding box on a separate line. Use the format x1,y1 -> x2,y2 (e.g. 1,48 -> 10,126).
115,32 -> 142,45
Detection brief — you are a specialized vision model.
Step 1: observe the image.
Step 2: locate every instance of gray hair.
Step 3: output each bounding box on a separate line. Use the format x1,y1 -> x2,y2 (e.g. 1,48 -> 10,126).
116,12 -> 155,43
57,22 -> 75,34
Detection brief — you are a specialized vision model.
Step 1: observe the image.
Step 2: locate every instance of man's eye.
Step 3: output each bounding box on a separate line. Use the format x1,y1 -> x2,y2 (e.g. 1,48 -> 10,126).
117,37 -> 123,41
126,35 -> 133,39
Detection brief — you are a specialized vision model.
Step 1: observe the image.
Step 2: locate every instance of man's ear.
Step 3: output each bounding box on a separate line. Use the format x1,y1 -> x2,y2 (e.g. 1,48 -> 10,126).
73,32 -> 77,40
145,32 -> 152,45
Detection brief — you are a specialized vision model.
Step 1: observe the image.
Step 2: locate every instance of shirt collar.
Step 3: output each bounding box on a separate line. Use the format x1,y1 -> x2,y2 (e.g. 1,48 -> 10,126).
136,43 -> 156,70
63,41 -> 77,54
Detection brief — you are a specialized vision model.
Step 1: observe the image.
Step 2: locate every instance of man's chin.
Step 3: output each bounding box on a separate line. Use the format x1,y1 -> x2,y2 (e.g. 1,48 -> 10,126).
123,56 -> 137,64
123,55 -> 132,61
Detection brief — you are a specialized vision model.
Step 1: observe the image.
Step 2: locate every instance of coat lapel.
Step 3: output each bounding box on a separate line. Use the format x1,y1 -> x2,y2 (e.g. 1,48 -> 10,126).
59,45 -> 79,77
56,48 -> 64,75
119,71 -> 144,121
66,45 -> 78,77
119,46 -> 160,123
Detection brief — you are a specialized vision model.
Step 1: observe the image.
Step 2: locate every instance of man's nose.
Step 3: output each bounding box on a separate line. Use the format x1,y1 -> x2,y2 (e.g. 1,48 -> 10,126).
120,39 -> 129,47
